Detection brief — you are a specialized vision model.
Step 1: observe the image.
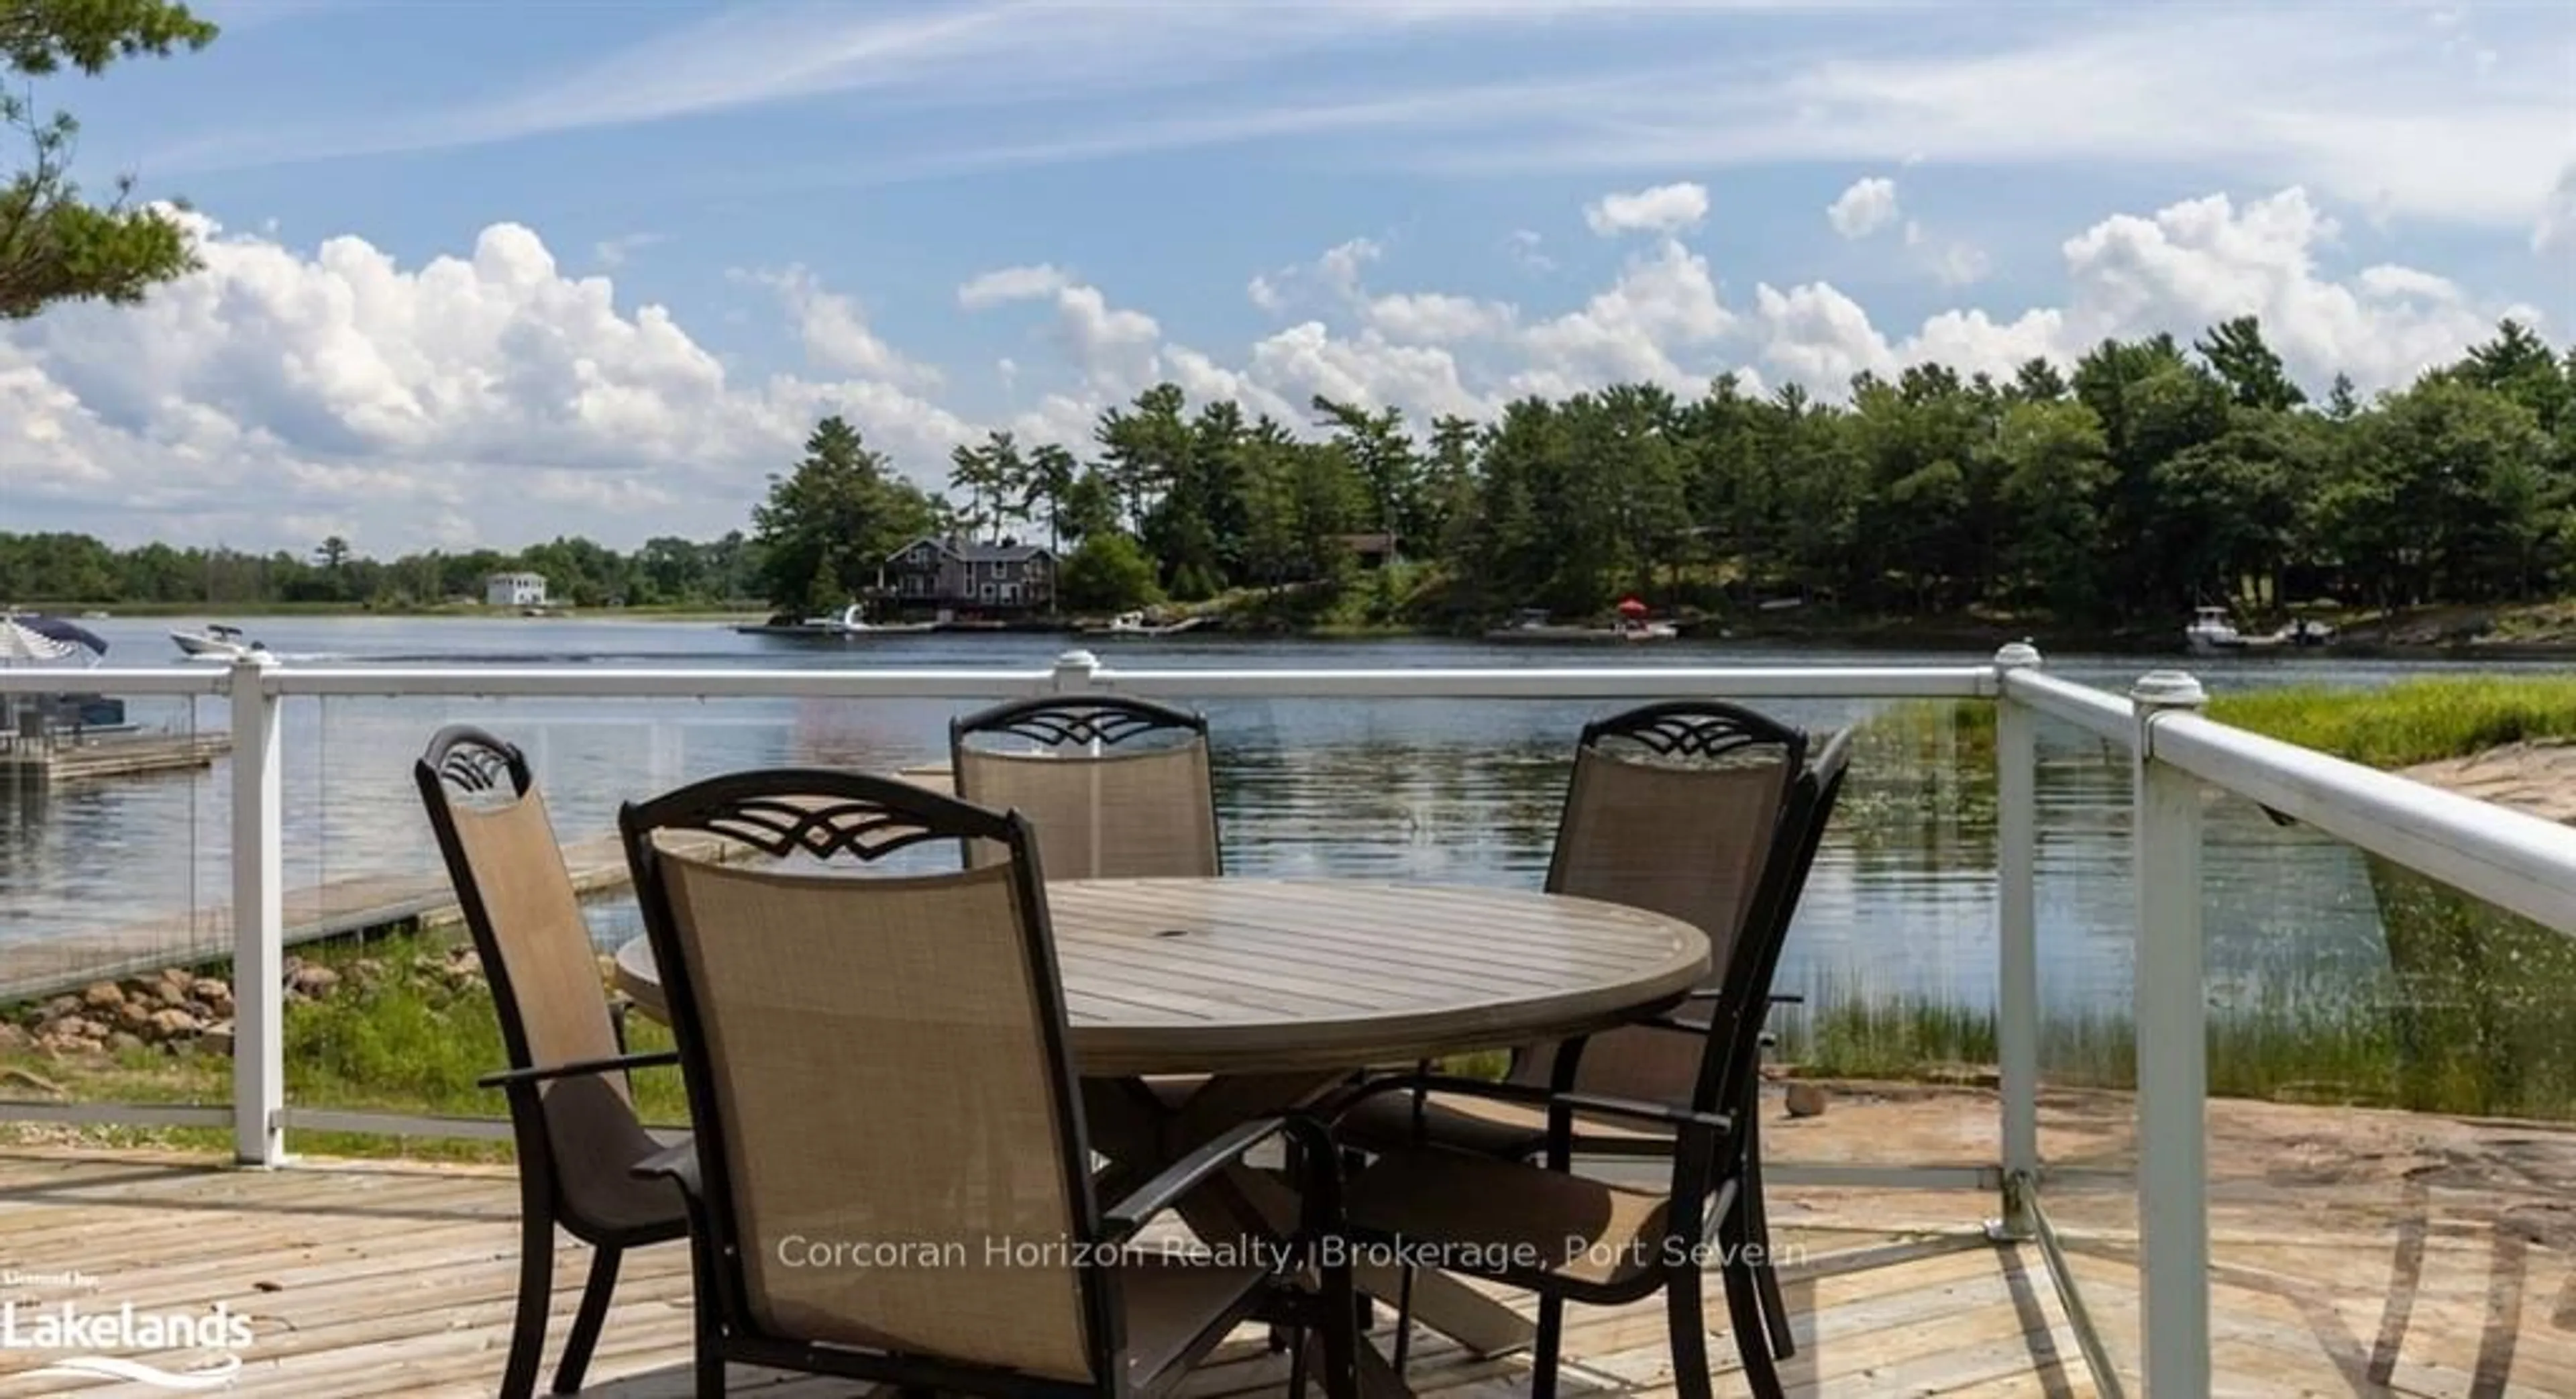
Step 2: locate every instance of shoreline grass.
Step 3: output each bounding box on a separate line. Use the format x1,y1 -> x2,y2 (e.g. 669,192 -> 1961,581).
2204,675 -> 2576,768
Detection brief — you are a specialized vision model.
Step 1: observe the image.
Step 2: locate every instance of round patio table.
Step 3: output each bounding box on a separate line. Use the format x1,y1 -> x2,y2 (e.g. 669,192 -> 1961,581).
610,875 -> 1709,1360
611,876 -> 1710,1077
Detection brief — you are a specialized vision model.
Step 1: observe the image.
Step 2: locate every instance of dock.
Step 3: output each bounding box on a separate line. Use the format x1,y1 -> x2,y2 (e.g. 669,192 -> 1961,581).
0,732 -> 231,782
0,829 -> 739,1006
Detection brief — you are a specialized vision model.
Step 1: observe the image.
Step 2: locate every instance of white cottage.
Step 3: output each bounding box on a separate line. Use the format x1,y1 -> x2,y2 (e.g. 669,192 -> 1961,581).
485,572 -> 549,608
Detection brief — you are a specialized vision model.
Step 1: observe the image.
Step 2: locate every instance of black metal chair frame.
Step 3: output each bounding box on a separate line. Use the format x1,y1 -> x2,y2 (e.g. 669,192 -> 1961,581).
1336,725 -> 1854,1399
413,725 -> 688,1399
1375,702 -> 1812,1363
618,768 -> 1358,1399
1548,701 -> 1809,1361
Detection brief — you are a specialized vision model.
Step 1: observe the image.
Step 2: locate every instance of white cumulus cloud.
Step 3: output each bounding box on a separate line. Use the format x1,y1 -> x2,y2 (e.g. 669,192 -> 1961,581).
3,213 -> 970,549
1585,183 -> 1710,237
2,183 -> 2543,553
746,265 -> 942,387
957,264 -> 1075,309
1827,178 -> 1901,240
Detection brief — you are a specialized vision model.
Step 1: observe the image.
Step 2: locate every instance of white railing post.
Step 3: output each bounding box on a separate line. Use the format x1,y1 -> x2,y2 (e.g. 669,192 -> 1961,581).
1991,641 -> 2042,1240
229,653 -> 287,1167
1050,648 -> 1103,694
2131,669 -> 2209,1397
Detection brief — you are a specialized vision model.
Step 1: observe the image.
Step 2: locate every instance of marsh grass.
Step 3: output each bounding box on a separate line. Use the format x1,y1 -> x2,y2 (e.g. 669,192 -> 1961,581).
1841,698 -> 1997,848
2206,675 -> 2576,768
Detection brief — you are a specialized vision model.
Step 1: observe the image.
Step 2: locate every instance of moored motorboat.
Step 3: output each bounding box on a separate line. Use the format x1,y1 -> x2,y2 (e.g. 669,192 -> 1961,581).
2184,606 -> 2335,654
732,604 -> 936,637
1083,611 -> 1206,638
1483,607 -> 1679,643
2183,606 -> 2244,653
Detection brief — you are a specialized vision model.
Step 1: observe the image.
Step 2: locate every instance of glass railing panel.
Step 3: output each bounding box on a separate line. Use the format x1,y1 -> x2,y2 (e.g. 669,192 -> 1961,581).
0,688 -> 225,1120
2199,812 -> 2576,1394
263,684 -> 2004,1174
280,692 -> 973,1148
2013,707 -> 2140,1393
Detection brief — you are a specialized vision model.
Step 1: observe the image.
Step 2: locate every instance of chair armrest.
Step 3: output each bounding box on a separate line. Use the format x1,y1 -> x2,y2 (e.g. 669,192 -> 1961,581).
478,1049 -> 678,1091
1101,1115 -> 1332,1243
1322,1072 -> 1556,1119
632,1141 -> 702,1197
1676,988 -> 1801,1007
1555,1091 -> 1732,1135
1629,1013 -> 1776,1053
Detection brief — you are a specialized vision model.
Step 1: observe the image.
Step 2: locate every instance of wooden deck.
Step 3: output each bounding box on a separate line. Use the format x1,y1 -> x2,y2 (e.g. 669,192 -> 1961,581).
0,1141 -> 2563,1398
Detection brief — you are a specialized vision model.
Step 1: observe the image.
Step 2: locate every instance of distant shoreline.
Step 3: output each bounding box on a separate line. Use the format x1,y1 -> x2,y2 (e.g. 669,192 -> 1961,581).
23,599 -> 2576,658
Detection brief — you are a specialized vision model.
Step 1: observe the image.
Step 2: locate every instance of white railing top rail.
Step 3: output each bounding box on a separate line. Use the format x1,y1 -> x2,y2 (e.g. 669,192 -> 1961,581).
255,659 -> 2001,701
2149,709 -> 2576,938
2000,666 -> 2137,745
0,654 -> 2000,701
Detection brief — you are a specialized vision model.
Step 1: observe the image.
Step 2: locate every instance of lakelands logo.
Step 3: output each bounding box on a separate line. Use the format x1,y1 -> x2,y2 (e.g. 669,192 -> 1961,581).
1,1300 -> 252,1390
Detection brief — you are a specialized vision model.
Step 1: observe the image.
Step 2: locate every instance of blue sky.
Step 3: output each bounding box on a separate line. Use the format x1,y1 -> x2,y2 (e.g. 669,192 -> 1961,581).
9,0 -> 2573,552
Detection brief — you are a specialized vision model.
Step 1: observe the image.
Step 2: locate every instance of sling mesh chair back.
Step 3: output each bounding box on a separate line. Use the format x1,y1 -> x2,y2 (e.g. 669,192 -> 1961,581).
949,696 -> 1221,880
619,768 -> 1358,1399
1512,701 -> 1809,1102
413,725 -> 686,1399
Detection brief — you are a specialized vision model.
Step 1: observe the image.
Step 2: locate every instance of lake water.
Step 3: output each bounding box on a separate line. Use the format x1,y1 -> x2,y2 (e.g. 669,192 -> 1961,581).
0,615 -> 2555,1033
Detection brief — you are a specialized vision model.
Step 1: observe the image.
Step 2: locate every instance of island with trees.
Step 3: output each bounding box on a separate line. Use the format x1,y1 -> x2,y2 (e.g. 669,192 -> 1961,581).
8,317 -> 2575,648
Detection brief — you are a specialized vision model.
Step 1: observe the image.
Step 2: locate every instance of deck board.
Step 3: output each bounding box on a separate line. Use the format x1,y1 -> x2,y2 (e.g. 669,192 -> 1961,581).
0,1146 -> 2565,1397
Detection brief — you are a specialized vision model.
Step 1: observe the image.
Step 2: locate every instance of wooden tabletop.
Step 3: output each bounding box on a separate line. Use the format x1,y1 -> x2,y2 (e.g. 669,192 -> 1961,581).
613,876 -> 1709,1077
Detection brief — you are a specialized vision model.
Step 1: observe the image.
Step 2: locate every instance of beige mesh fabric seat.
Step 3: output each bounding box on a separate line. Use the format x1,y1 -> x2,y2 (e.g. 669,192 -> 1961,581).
1330,729 -> 1854,1399
618,769 -> 1358,1399
1339,701 -> 1812,1359
950,696 -> 1221,879
413,726 -> 688,1399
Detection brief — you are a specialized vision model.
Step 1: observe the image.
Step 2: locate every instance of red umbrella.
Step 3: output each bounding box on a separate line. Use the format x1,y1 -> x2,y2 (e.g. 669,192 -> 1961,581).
1615,597 -> 1648,617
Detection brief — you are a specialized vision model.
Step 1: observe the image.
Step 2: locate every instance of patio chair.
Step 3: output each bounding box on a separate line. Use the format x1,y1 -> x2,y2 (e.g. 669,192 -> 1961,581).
616,768 -> 1360,1399
1340,701 -> 1814,1357
1328,727 -> 1851,1399
949,695 -> 1222,878
413,726 -> 688,1399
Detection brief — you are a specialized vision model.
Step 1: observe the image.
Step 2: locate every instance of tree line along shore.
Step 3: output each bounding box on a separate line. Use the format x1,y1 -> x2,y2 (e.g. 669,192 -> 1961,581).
9,315 -> 2575,645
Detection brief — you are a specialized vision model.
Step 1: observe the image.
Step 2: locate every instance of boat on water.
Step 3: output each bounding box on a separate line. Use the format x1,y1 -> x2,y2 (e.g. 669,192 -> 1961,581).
2183,606 -> 2336,654
732,604 -> 938,638
170,623 -> 267,660
1083,611 -> 1207,638
1483,607 -> 1680,644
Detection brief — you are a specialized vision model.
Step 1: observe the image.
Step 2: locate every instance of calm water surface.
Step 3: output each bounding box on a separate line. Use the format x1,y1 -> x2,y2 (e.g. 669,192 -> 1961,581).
0,616 -> 2556,1022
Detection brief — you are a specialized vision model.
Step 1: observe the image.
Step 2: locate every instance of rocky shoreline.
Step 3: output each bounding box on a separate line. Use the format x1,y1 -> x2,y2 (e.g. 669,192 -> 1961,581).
0,942 -> 492,1061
